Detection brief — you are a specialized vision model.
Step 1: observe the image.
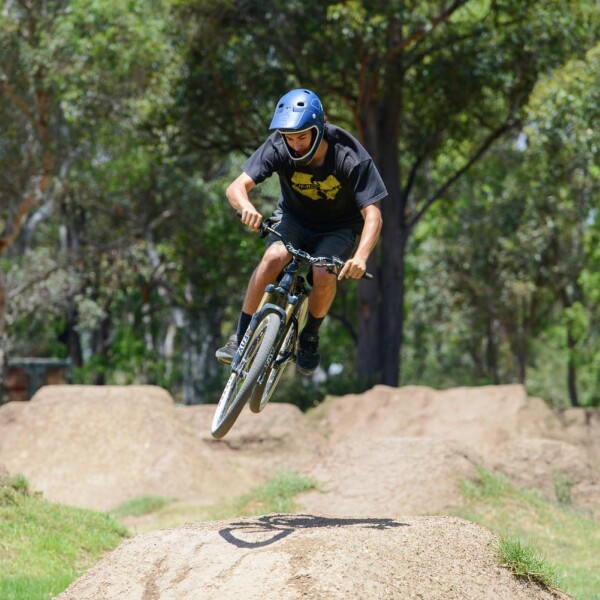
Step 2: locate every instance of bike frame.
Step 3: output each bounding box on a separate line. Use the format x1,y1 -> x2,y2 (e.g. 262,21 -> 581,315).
210,213 -> 373,439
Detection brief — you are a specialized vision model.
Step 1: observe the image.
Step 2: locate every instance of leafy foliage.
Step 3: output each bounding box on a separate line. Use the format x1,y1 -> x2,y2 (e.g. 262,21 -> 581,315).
403,40 -> 600,405
1,1 -> 599,406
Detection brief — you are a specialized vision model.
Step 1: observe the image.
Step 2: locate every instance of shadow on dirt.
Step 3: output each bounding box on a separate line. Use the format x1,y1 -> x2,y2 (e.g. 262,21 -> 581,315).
219,514 -> 409,548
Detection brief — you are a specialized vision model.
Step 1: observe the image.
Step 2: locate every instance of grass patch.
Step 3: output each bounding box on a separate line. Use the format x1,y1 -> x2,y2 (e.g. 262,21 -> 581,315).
455,468 -> 600,600
0,474 -> 128,600
498,536 -> 560,588
111,495 -> 170,518
552,471 -> 575,507
209,470 -> 319,520
110,471 -> 321,532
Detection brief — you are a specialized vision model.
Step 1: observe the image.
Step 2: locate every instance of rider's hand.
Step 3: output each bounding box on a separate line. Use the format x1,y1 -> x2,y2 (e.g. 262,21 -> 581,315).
338,256 -> 367,280
239,206 -> 263,232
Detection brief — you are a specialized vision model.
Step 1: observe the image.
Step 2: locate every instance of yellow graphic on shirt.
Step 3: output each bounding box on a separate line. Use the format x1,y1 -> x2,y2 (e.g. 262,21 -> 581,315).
291,172 -> 342,201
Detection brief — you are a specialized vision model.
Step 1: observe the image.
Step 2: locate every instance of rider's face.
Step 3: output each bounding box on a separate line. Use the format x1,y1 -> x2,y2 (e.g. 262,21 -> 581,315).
282,131 -> 313,156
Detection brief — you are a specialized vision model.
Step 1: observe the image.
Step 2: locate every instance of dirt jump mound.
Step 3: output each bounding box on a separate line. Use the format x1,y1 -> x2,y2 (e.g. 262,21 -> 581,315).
307,384 -> 599,517
0,385 -> 327,511
0,383 -> 597,518
56,514 -> 569,600
0,385 -> 235,511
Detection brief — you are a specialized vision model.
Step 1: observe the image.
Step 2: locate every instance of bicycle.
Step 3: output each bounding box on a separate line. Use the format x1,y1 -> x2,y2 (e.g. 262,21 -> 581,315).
211,215 -> 372,439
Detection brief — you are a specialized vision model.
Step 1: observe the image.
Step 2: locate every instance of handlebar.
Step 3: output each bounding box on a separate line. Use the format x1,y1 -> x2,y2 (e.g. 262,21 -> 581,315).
236,210 -> 373,280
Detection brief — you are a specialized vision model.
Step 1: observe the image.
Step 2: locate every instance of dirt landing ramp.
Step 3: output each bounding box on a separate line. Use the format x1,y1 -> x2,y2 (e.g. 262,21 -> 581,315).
56,514 -> 569,600
299,437 -> 481,517
0,386 -> 239,511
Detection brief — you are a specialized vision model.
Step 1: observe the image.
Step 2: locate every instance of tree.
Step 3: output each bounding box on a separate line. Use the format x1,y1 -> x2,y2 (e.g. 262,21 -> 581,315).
522,42 -> 600,405
0,0 -> 183,391
177,0 -> 599,385
402,42 -> 600,406
324,1 -> 599,385
0,0 -> 63,395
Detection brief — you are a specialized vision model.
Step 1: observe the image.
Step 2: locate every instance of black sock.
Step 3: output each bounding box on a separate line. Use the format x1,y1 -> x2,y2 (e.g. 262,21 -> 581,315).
301,313 -> 324,338
236,311 -> 252,344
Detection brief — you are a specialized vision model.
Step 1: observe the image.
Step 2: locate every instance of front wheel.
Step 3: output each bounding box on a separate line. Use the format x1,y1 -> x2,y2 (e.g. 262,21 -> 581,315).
211,312 -> 282,439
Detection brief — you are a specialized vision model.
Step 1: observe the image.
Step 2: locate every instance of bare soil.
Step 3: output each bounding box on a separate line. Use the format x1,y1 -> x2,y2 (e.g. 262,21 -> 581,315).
1,383 -> 597,599
56,515 -> 571,600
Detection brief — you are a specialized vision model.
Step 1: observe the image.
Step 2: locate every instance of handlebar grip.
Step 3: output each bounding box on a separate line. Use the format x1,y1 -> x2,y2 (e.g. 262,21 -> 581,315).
363,272 -> 374,280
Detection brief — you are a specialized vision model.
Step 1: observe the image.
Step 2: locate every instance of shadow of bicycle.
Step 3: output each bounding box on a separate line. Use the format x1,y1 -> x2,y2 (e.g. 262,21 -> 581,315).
219,514 -> 409,548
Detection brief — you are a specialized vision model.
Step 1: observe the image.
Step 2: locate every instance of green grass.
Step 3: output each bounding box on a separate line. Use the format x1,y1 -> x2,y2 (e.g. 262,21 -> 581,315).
497,536 -> 561,588
455,468 -> 600,600
208,470 -> 319,520
106,471 -> 320,533
0,474 -> 129,600
111,495 -> 170,518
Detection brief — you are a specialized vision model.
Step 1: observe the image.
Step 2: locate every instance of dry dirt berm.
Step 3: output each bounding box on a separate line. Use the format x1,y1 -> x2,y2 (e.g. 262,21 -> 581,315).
56,514 -> 572,600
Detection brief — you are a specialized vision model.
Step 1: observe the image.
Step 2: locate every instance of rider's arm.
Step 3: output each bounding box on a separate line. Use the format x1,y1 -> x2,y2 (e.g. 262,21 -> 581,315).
338,203 -> 383,280
226,172 -> 262,231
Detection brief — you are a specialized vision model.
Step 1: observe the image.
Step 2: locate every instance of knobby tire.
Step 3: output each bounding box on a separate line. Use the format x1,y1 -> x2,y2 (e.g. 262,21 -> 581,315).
211,313 -> 281,439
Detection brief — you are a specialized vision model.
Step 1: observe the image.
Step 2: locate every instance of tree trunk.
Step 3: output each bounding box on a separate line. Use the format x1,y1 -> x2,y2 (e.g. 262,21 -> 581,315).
59,305 -> 83,368
566,327 -> 579,407
562,287 -> 582,408
0,268 -> 6,403
515,319 -> 528,384
380,204 -> 406,387
356,50 -> 404,386
91,313 -> 112,385
485,317 -> 499,383
183,308 -> 223,404
357,260 -> 382,383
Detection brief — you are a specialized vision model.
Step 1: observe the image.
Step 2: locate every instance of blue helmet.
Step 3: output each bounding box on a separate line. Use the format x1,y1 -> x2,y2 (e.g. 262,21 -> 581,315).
269,88 -> 325,166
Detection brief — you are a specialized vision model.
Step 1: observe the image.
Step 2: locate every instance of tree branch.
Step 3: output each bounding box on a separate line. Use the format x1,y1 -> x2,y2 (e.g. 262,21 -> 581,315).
385,0 -> 471,61
0,172 -> 52,257
326,311 -> 358,344
401,153 -> 426,205
409,118 -> 518,232
0,77 -> 39,132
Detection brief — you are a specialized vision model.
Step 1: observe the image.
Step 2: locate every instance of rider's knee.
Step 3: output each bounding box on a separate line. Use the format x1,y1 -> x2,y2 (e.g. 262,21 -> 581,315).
260,245 -> 289,275
311,266 -> 336,286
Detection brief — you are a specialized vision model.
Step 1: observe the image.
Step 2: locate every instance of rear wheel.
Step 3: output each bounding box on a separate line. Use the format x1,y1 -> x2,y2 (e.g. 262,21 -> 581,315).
249,297 -> 308,413
211,313 -> 281,439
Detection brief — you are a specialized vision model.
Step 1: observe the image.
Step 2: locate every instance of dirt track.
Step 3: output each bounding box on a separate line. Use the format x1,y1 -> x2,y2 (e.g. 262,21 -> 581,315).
0,384 -> 598,598
55,515 -> 571,600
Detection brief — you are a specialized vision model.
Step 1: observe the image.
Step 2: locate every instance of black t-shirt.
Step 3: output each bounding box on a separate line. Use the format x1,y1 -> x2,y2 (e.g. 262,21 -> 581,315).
242,123 -> 387,233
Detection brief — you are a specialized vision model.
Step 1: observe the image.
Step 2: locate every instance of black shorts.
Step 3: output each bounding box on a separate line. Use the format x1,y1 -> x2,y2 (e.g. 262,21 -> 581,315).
266,211 -> 358,261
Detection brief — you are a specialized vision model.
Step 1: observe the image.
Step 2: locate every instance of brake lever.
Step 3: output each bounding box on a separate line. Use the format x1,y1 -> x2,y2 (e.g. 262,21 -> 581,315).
259,219 -> 274,238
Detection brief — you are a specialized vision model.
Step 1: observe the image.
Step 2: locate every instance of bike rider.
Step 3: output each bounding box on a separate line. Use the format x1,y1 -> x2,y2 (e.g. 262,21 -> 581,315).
216,88 -> 387,375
